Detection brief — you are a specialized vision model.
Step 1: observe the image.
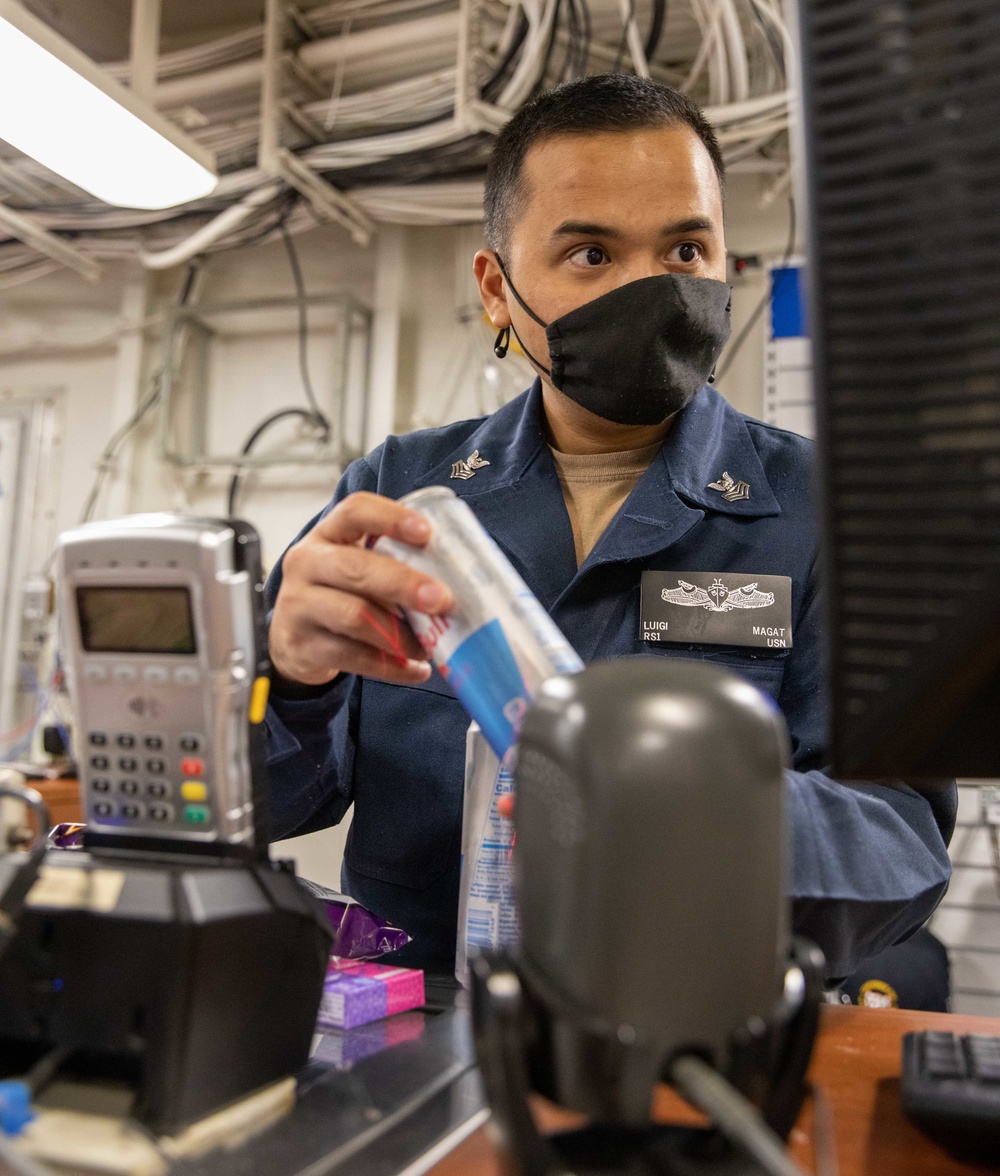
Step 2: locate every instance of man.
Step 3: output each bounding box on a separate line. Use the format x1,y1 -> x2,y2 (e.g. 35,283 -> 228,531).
264,74 -> 954,977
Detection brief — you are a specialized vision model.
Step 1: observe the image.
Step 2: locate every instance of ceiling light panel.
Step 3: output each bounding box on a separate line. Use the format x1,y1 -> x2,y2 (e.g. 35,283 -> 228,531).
0,0 -> 217,210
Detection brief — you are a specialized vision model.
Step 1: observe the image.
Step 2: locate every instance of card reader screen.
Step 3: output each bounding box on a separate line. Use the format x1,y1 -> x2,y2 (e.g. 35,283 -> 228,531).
77,587 -> 197,654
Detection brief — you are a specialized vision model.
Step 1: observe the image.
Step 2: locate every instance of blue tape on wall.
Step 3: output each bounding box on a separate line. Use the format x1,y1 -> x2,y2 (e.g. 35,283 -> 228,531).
770,266 -> 807,339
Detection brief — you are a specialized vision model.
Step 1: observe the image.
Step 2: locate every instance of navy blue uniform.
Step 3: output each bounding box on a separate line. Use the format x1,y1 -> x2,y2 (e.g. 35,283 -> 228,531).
264,382 -> 955,976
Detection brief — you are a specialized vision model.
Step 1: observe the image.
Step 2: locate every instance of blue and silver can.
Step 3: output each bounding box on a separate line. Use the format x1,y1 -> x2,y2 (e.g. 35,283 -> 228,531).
374,486 -> 583,758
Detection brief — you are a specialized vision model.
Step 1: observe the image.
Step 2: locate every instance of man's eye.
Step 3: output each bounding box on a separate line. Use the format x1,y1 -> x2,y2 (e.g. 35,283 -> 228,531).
676,242 -> 701,263
569,246 -> 608,267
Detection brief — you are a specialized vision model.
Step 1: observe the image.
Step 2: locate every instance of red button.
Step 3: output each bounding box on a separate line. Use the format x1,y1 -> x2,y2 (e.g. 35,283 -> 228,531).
180,757 -> 204,776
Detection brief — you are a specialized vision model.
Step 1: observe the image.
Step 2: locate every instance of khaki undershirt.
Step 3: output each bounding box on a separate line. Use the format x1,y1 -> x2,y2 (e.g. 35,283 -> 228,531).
549,441 -> 663,567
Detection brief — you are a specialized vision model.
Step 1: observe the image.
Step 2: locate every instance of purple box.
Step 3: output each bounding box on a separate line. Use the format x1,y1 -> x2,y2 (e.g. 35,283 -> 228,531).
315,958 -> 426,1031
316,973 -> 386,1030
330,959 -> 426,1016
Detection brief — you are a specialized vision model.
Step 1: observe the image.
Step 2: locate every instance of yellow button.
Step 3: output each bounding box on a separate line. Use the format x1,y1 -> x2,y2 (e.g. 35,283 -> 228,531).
249,675 -> 270,724
181,781 -> 208,802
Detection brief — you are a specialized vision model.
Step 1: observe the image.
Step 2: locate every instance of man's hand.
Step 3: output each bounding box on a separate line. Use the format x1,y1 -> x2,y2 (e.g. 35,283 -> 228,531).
269,492 -> 454,689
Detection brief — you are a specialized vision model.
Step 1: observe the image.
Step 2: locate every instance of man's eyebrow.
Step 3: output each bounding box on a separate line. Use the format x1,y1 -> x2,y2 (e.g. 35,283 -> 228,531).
550,220 -> 624,240
549,216 -> 718,241
661,217 -> 716,236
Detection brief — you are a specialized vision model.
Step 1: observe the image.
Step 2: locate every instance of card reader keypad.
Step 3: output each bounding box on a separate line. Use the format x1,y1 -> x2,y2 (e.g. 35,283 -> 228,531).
87,730 -> 209,830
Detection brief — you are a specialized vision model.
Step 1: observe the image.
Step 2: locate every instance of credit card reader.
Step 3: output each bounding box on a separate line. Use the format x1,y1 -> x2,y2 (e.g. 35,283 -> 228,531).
57,514 -> 271,853
0,515 -> 332,1133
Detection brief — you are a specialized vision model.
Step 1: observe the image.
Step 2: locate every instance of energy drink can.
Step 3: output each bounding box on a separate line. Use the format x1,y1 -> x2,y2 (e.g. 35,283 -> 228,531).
374,486 -> 583,758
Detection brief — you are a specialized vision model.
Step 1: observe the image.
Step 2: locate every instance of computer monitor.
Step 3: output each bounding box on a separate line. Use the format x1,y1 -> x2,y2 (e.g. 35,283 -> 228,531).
797,0 -> 1000,777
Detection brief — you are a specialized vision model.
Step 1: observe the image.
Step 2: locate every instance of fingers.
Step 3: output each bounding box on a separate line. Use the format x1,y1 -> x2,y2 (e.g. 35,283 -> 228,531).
270,491 -> 456,689
315,491 -> 433,548
272,624 -> 433,687
299,587 -> 426,662
289,540 -> 454,616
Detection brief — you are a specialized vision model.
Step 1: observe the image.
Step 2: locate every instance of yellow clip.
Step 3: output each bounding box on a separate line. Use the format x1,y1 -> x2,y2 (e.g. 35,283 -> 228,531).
249,675 -> 270,724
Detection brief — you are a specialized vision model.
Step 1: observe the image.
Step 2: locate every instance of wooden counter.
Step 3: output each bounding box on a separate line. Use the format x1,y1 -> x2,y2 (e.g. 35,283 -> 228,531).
430,1005 -> 1000,1176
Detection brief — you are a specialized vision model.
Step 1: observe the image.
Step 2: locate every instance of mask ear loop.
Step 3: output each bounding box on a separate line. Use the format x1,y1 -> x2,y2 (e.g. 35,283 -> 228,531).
708,291 -> 732,384
492,254 -> 553,376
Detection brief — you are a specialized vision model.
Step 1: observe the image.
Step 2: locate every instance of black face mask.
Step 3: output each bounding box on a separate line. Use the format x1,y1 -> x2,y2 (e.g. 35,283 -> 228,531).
494,258 -> 732,427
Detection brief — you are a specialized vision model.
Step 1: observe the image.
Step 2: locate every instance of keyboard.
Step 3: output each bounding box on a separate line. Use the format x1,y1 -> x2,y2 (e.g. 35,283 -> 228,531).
901,1030 -> 1000,1164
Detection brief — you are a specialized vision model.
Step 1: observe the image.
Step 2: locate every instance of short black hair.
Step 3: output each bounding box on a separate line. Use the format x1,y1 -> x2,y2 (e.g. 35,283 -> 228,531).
483,73 -> 725,255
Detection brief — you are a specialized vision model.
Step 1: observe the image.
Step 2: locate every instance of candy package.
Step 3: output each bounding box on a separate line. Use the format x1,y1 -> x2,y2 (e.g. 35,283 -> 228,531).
296,877 -> 411,960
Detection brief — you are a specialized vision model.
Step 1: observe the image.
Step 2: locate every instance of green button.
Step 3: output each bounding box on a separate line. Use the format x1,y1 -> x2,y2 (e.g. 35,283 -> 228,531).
184,805 -> 210,825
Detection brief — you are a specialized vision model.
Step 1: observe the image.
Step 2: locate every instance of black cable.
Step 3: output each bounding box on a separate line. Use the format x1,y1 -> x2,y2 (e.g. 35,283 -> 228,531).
566,0 -> 591,79
562,0 -> 587,83
717,195 -> 797,382
670,1054 -> 808,1176
24,1047 -> 71,1096
558,0 -> 578,82
226,409 -> 319,517
0,782 -> 51,963
227,221 -> 332,516
279,220 -> 330,432
530,0 -> 565,97
644,0 -> 667,60
745,0 -> 784,77
225,188 -> 299,251
613,0 -> 666,74
482,11 -> 530,99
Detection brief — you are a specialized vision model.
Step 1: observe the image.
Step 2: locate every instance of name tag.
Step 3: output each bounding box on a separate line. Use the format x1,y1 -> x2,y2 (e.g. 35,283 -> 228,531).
640,571 -> 793,649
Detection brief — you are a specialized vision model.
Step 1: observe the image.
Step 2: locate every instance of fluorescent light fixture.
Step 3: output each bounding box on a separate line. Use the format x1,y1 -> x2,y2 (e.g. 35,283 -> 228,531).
0,0 -> 217,210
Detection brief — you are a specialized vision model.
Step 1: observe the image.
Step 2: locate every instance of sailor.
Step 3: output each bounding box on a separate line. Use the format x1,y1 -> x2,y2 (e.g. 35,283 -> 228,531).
263,73 -> 954,976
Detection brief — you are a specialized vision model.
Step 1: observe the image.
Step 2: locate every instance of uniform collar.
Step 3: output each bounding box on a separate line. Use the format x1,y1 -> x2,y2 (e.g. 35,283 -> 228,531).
411,381 -> 547,494
657,384 -> 781,519
408,381 -> 782,603
412,380 -> 781,518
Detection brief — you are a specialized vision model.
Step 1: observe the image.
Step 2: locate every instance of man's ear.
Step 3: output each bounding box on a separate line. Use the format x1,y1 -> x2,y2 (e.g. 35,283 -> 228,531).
474,250 -> 511,329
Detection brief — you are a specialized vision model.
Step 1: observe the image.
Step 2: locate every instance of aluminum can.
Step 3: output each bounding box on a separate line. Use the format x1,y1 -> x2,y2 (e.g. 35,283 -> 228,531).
374,486 -> 583,758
